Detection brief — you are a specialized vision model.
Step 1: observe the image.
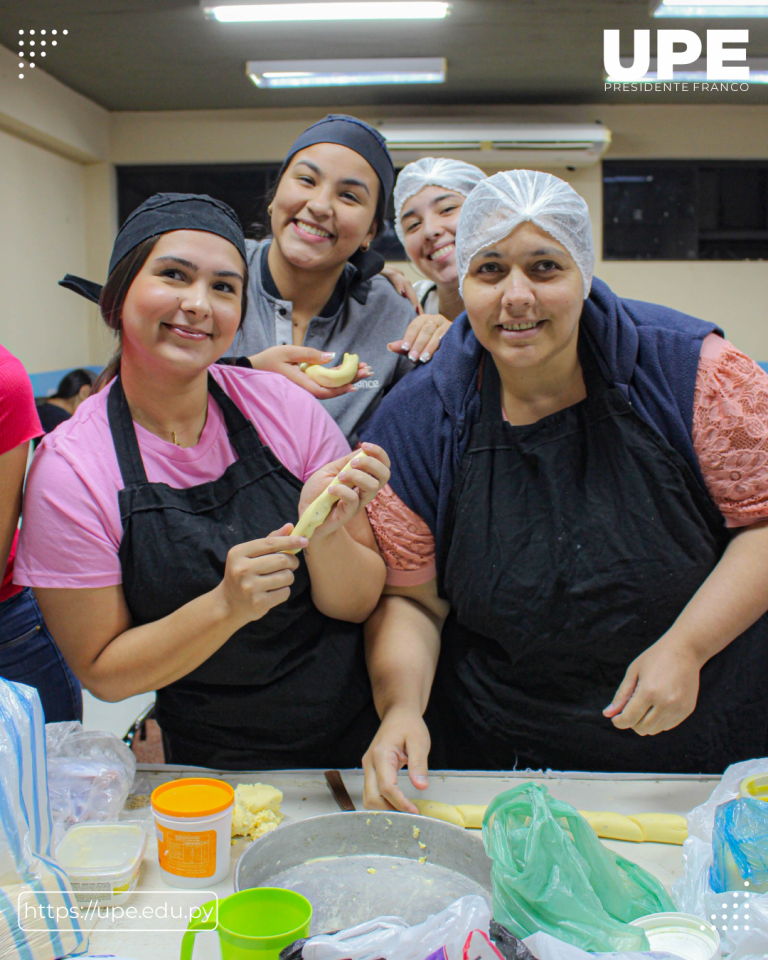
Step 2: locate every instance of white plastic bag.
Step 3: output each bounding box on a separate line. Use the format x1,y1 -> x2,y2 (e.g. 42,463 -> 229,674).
302,895 -> 491,960
46,722 -> 136,836
522,931 -> 681,960
672,757 -> 768,958
0,679 -> 87,959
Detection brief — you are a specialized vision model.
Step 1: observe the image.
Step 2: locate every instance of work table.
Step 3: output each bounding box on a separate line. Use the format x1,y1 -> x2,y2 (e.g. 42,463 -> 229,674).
81,766 -> 718,959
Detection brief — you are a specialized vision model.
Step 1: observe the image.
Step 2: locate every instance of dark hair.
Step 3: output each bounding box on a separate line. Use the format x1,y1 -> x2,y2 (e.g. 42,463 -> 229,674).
93,234 -> 249,392
53,368 -> 96,400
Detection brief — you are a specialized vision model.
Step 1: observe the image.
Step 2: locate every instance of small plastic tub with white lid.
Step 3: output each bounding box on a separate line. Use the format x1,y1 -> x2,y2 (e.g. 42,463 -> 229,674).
56,821 -> 146,906
630,912 -> 721,960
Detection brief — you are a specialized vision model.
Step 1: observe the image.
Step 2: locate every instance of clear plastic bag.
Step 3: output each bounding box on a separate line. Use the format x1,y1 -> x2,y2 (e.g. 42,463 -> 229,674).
482,783 -> 674,954
298,895 -> 491,960
672,757 -> 768,959
0,679 -> 87,959
46,721 -> 136,835
521,931 -> 681,960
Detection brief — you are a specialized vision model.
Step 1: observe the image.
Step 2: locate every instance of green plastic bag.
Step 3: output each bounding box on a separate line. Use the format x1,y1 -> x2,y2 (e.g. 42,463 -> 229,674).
482,782 -> 675,953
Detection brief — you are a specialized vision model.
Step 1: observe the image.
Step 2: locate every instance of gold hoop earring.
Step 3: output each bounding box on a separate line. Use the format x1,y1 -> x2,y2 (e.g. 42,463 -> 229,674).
360,242 -> 371,252
267,204 -> 274,216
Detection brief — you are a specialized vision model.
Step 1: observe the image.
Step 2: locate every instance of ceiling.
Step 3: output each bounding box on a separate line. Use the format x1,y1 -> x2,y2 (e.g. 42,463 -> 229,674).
3,0 -> 768,110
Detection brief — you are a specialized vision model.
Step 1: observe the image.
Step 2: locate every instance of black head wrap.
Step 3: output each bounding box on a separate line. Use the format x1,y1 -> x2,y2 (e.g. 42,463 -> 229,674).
60,193 -> 247,304
276,115 -> 396,281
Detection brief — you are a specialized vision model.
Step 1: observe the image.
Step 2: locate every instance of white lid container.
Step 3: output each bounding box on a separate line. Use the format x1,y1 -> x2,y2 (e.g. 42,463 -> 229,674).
56,821 -> 146,906
630,912 -> 721,960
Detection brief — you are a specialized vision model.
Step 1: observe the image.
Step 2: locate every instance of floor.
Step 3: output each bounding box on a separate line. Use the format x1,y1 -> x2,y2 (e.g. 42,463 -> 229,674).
81,688 -> 155,739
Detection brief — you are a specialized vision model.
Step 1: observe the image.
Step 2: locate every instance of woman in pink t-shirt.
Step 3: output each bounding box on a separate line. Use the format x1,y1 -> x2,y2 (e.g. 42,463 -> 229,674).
16,193 -> 390,769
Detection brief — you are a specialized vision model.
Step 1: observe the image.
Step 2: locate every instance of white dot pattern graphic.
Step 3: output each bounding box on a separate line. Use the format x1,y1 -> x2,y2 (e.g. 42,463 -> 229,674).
16,26 -> 69,79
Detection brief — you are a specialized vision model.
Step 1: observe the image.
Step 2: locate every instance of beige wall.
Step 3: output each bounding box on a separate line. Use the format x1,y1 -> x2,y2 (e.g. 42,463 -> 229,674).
0,41 -> 766,371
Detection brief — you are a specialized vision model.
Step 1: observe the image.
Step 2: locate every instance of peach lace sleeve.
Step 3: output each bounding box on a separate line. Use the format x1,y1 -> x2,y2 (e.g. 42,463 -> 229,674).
693,335 -> 768,527
366,484 -> 437,586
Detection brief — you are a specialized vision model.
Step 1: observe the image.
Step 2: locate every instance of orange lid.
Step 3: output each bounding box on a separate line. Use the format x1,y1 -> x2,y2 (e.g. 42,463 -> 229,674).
151,777 -> 234,818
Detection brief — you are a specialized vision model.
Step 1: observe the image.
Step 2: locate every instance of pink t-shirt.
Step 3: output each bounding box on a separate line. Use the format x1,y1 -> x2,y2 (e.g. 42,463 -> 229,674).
15,364 -> 349,589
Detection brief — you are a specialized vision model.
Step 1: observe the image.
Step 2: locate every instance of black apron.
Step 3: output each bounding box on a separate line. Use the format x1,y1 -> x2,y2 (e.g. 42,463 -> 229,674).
429,337 -> 768,773
107,374 -> 378,769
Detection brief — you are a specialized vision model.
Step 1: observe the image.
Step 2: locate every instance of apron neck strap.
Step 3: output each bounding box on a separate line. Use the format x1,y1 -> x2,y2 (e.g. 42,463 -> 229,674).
107,371 -> 263,488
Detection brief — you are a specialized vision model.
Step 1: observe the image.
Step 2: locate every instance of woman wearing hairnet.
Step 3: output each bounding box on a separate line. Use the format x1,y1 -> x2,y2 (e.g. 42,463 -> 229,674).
359,170 -> 768,809
391,158 -> 486,320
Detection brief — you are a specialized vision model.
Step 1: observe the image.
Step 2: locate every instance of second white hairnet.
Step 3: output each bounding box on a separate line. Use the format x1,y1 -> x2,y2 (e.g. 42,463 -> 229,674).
394,158 -> 487,244
455,170 -> 594,298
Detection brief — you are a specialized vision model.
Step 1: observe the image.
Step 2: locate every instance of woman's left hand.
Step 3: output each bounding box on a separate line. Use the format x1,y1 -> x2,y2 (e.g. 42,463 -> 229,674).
388,313 -> 452,364
603,635 -> 703,736
298,442 -> 391,544
380,265 -> 422,313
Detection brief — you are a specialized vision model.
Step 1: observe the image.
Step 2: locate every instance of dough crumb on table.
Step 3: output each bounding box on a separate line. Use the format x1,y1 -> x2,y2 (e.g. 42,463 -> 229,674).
231,782 -> 284,841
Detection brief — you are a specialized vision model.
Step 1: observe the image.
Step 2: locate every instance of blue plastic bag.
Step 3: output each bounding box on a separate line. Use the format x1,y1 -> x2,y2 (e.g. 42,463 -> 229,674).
710,797 -> 768,894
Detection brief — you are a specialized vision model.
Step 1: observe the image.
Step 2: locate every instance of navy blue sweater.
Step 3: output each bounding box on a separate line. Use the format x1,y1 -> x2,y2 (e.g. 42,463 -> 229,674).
359,277 -> 723,557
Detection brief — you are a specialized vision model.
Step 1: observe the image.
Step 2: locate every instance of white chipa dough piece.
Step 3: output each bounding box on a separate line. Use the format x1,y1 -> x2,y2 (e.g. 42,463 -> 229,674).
231,782 -> 284,841
286,451 -> 370,554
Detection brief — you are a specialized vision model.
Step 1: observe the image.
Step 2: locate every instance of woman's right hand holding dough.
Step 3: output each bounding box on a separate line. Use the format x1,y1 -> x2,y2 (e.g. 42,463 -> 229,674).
248,346 -> 371,400
362,705 -> 431,813
214,524 -> 307,628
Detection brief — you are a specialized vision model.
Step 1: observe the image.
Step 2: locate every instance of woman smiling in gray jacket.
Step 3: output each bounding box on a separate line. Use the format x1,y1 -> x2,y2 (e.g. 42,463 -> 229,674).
226,115 -> 452,444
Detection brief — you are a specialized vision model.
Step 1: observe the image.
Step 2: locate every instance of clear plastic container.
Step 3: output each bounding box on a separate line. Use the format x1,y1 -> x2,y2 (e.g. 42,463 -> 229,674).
56,821 -> 146,906
630,912 -> 721,960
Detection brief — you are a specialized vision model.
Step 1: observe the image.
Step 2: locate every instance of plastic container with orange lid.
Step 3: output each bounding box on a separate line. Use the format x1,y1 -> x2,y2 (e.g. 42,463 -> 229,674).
151,778 -> 234,888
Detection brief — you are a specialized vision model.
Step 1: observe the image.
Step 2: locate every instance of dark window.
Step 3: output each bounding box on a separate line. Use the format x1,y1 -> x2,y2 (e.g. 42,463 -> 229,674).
603,161 -> 768,261
117,163 -> 407,259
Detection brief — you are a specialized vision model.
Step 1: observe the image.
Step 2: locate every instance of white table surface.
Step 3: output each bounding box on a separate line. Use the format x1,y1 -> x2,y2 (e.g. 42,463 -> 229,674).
80,765 -> 720,960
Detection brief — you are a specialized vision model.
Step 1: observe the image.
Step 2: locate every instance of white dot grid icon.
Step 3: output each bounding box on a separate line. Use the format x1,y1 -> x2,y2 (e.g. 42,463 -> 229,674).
716,889 -> 754,935
17,27 -> 68,78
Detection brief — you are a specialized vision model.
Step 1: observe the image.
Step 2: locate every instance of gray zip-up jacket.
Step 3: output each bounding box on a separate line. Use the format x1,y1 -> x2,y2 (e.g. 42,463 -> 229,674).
226,239 -> 416,445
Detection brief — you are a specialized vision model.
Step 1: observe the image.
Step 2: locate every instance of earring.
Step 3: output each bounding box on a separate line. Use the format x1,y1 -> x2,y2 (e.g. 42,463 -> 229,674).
267,204 -> 274,216
360,242 -> 371,252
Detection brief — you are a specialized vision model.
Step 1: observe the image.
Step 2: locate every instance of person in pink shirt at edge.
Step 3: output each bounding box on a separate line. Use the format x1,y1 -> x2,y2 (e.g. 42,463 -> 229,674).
15,193 -> 390,769
359,170 -> 768,811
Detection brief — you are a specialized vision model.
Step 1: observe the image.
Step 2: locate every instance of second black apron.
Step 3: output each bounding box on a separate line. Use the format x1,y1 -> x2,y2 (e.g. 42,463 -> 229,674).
107,374 -> 378,769
429,337 -> 768,773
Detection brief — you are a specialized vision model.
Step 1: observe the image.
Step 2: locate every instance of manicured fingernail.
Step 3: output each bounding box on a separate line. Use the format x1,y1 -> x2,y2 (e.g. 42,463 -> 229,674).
419,353 -> 430,363
409,352 -> 419,362
415,775 -> 428,785
322,352 -> 335,360
401,342 -> 411,351
401,290 -> 407,297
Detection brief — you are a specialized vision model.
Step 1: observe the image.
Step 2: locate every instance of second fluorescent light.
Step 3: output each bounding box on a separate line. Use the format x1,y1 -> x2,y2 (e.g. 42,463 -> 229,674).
247,58 -> 446,87
206,2 -> 449,22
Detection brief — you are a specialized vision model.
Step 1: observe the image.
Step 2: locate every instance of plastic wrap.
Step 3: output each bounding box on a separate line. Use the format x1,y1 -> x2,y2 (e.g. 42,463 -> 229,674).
482,782 -> 674,953
455,170 -> 594,298
0,679 -> 86,959
46,721 -> 136,835
672,756 -> 768,958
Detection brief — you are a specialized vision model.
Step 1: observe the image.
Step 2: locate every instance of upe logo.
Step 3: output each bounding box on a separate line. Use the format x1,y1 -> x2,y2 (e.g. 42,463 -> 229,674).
604,29 -> 749,82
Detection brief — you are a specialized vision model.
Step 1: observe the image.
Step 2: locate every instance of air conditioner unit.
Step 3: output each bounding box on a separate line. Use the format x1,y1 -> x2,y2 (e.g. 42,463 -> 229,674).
377,123 -> 612,168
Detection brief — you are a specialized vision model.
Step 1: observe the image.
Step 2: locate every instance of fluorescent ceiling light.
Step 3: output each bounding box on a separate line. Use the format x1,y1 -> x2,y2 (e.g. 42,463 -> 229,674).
607,55 -> 768,80
247,57 -> 446,87
654,0 -> 768,16
205,2 -> 449,22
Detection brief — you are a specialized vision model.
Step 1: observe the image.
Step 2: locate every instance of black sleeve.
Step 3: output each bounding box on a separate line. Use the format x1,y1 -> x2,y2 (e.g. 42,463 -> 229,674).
216,357 -> 253,368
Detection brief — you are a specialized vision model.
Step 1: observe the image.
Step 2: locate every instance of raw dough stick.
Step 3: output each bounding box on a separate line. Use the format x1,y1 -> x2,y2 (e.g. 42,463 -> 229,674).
285,451 -> 370,555
414,799 -> 465,827
300,352 -> 360,388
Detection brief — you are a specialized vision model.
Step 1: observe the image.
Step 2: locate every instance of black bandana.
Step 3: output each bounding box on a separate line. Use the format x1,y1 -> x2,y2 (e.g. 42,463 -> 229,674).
60,193 -> 246,304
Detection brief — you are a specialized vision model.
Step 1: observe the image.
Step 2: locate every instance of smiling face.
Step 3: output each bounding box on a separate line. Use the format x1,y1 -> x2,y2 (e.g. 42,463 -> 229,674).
270,142 -> 380,273
462,221 -> 584,370
119,230 -> 245,379
400,185 -> 465,287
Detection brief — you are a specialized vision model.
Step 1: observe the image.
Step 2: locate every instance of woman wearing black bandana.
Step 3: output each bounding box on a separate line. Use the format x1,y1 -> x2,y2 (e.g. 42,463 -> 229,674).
223,115 -> 453,446
20,193 -> 390,769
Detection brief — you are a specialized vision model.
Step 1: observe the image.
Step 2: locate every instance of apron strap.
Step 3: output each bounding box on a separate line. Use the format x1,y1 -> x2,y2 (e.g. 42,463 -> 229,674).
107,376 -> 150,487
205,373 -> 263,458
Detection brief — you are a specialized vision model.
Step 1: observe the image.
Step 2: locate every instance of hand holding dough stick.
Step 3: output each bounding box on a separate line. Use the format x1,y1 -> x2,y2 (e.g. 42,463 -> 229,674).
300,352 -> 361,388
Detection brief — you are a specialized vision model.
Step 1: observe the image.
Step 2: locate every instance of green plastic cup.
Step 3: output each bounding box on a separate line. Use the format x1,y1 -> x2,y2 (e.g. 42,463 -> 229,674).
180,887 -> 312,960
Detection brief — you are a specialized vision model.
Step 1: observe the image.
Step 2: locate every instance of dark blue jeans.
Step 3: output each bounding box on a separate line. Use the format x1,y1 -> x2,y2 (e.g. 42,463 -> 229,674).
0,587 -> 82,722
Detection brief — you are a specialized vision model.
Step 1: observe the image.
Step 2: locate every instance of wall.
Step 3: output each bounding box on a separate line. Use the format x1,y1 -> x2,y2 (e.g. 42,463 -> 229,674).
0,43 -> 111,374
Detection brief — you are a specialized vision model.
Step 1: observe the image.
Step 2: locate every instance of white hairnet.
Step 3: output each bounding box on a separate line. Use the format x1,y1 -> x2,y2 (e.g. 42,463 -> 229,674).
455,170 -> 594,299
394,158 -> 487,244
